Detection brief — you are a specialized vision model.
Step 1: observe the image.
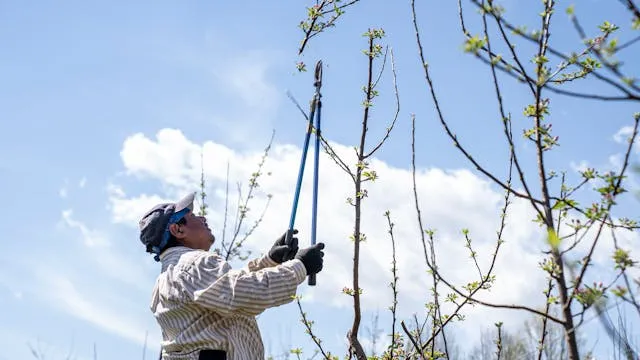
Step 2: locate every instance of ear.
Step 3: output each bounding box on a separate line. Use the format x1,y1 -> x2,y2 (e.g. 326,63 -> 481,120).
168,223 -> 186,239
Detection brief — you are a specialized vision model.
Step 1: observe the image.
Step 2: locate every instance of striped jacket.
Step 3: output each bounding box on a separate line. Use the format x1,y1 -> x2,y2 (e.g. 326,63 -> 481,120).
150,246 -> 307,360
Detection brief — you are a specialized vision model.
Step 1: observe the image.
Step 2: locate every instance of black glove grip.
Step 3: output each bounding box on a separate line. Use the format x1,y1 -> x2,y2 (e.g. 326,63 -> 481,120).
295,243 -> 324,275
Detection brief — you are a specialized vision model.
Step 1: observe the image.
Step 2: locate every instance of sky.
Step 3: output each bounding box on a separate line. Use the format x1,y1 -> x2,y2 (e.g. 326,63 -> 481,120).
1,0 -> 639,359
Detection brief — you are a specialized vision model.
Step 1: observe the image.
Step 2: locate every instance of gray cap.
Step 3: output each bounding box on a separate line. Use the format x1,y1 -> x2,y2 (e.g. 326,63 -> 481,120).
138,192 -> 195,260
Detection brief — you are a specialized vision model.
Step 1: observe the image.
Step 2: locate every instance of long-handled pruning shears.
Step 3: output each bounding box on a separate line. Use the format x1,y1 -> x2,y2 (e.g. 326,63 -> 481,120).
286,60 -> 323,286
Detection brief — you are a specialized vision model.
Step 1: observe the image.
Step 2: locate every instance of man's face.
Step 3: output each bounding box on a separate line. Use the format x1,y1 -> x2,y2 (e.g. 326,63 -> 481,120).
170,210 -> 215,251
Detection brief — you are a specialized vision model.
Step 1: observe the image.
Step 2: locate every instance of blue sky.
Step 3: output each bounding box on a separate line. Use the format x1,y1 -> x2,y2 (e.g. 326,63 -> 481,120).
1,0 -> 639,359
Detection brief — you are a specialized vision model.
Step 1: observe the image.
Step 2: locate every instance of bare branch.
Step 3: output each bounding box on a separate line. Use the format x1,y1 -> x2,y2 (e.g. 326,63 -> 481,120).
224,130 -> 275,261
568,9 -> 640,93
365,48 -> 400,158
414,0 -> 545,208
570,115 -> 640,303
371,45 -> 388,90
537,280 -> 554,360
319,0 -> 362,16
401,321 -> 427,360
298,0 -> 328,55
611,218 -> 640,318
384,210 -> 399,358
617,34 -> 640,52
286,90 -> 355,178
296,297 -> 335,359
495,323 -> 503,360
348,29 -> 384,360
471,50 -> 638,101
298,0 -> 363,55
468,0 -> 640,99
482,0 -> 545,227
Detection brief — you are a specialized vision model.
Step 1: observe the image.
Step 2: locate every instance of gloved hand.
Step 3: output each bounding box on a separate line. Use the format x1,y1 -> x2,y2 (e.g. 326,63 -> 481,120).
268,229 -> 299,263
295,243 -> 325,275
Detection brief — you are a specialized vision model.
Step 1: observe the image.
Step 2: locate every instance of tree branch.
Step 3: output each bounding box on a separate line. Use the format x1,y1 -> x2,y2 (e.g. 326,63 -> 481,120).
296,297 -> 335,359
365,48 -> 400,159
414,0 -> 545,209
570,115 -> 640,303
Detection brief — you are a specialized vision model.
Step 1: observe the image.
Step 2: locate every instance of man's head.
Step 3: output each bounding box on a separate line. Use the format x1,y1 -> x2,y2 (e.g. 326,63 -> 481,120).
138,192 -> 215,261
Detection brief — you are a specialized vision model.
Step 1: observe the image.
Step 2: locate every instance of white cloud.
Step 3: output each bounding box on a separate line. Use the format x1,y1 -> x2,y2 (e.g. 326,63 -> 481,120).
214,50 -> 280,111
163,34 -> 284,147
58,178 -> 88,198
31,267 -> 156,347
58,209 -> 157,292
0,209 -> 165,352
61,209 -> 110,247
59,179 -> 69,198
570,160 -> 590,174
613,126 -> 639,153
609,153 -> 623,170
102,128 -> 640,356
107,183 -> 169,227
120,129 -> 203,189
108,130 -> 555,320
209,50 -> 283,147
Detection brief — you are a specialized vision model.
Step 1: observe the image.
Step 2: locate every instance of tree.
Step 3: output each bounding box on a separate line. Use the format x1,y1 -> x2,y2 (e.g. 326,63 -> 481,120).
469,323 -> 530,360
279,0 -> 640,359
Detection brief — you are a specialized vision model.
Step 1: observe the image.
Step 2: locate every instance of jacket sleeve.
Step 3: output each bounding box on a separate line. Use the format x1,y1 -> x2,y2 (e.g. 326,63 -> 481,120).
246,254 -> 279,272
182,253 -> 307,317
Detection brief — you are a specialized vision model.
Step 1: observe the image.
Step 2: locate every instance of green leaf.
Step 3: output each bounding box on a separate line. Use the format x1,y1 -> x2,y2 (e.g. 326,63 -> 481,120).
464,35 -> 486,54
613,248 -> 636,270
552,199 -> 578,210
598,21 -> 619,33
547,228 -> 561,249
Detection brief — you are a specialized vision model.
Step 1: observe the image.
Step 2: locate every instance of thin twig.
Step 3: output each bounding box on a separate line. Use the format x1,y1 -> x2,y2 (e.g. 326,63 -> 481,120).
296,297 -> 334,359
371,45 -> 388,90
468,0 -> 640,99
414,0 -> 546,209
617,34 -> 640,52
319,0 -> 362,15
618,0 -> 640,19
537,280 -> 554,360
482,0 -> 542,220
495,324 -> 503,360
611,217 -> 640,318
570,116 -> 639,302
365,48 -> 401,158
471,50 -> 638,101
298,0 -> 328,55
298,0 -> 363,55
384,211 -> 399,358
348,30 -> 378,360
401,321 -> 427,360
286,90 -> 355,178
224,131 -> 275,261
569,9 -> 640,93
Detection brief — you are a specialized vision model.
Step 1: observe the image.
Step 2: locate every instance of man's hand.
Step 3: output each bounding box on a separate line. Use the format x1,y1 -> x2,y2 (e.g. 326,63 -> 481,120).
295,243 -> 325,275
268,229 -> 299,263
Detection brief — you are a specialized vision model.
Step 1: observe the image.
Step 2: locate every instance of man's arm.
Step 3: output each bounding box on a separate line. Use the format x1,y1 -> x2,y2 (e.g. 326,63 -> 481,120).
184,253 -> 307,317
246,254 -> 279,272
245,230 -> 300,272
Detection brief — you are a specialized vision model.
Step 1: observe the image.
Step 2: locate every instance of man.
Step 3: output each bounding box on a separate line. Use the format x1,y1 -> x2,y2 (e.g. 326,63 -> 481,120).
138,192 -> 325,360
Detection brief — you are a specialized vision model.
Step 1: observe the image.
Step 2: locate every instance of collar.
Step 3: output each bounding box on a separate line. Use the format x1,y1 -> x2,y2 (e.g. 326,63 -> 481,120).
159,246 -> 198,272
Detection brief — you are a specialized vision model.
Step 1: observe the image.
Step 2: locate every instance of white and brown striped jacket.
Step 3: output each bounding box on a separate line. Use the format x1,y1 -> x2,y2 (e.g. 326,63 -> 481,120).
151,246 -> 307,360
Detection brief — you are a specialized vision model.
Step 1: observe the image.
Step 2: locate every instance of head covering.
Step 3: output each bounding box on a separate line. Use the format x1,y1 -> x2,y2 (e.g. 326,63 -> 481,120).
138,192 -> 195,261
